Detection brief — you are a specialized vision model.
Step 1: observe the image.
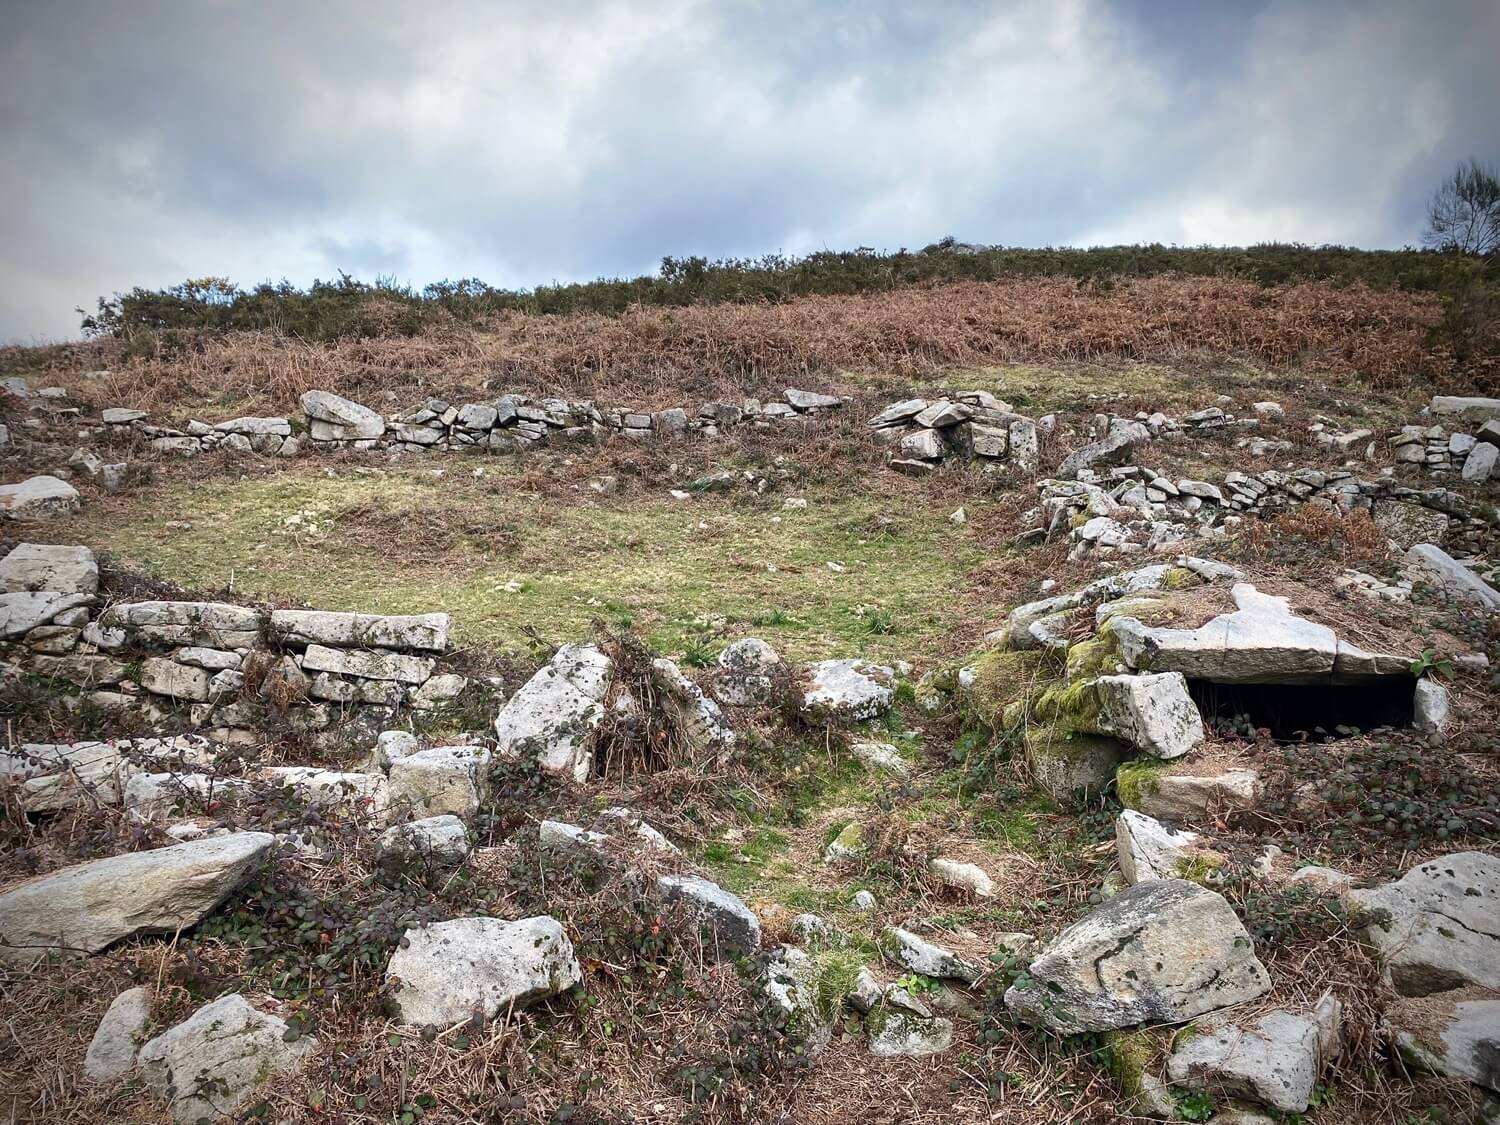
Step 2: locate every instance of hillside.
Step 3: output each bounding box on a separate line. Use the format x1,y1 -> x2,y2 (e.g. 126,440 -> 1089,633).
1,259 -> 1498,1125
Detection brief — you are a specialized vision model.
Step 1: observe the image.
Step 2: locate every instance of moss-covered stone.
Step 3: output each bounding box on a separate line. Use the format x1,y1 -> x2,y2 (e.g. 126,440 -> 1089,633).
1102,1028 -> 1163,1098
823,821 -> 867,862
1025,726 -> 1127,798
1114,759 -> 1170,809
968,648 -> 1050,729
1161,565 -> 1203,591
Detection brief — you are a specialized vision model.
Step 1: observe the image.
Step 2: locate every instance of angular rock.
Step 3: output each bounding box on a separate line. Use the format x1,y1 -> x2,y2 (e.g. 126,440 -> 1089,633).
1431,396 -> 1500,423
410,672 -> 468,709
1346,851 -> 1500,995
713,637 -> 782,706
800,659 -> 895,723
387,915 -> 580,1028
140,657 -> 212,702
1166,993 -> 1342,1113
369,729 -> 419,772
1057,421 -> 1150,479
867,1006 -> 955,1057
387,745 -> 487,819
1115,810 -> 1223,885
764,946 -> 837,1054
0,543 -> 98,595
851,740 -> 910,776
1405,543 -> 1500,613
1091,672 -> 1204,760
0,591 -> 92,639
658,874 -> 761,957
138,994 -> 315,1123
878,926 -> 982,984
898,428 -> 944,461
84,985 -> 152,1081
378,815 -> 471,866
1414,678 -> 1451,733
493,643 -> 611,782
269,609 -> 449,651
3,740 -> 131,811
0,475 -> 81,520
1372,501 -> 1451,551
650,656 -> 735,756
100,601 -> 263,648
929,857 -> 995,897
785,388 -> 842,412
0,833 -> 275,963
1125,766 -> 1262,821
301,390 -> 385,438
868,399 -> 928,428
1113,584 -> 1339,684
1004,879 -> 1270,1033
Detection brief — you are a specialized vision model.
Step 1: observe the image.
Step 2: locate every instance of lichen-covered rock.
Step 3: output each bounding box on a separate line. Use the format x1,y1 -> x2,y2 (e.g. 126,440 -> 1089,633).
800,659 -> 895,722
1119,763 -> 1262,821
1024,727 -> 1127,797
1166,992 -> 1342,1113
0,832 -> 274,963
301,643 -> 434,683
763,946 -> 859,1055
100,601 -> 264,648
301,389 -> 385,439
377,815 -> 470,866
1,740 -> 131,811
386,915 -> 581,1027
928,857 -> 995,897
1090,672 -> 1204,760
866,1005 -> 955,1057
878,926 -> 983,984
138,993 -> 315,1123
0,590 -> 93,638
650,657 -> 735,756
269,609 -> 449,651
658,874 -> 761,957
1004,879 -> 1270,1033
493,643 -> 611,781
1346,851 -> 1500,995
0,475 -> 81,520
387,745 -> 488,819
1403,544 -> 1500,613
713,637 -> 782,705
84,985 -> 151,1081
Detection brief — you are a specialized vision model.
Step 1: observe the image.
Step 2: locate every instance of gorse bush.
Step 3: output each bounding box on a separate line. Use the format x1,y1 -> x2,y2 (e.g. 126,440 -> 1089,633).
78,243 -> 1496,345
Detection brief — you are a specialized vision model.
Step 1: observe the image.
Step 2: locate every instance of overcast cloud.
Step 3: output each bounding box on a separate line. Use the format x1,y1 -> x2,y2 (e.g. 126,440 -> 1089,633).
2,0 -> 1497,341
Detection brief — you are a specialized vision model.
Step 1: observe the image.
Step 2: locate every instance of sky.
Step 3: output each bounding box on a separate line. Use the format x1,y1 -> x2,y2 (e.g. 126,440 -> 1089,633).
2,0 -> 1498,342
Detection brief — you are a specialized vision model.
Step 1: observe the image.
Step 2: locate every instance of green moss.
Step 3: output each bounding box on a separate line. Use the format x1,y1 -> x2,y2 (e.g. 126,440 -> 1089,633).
1114,759 -> 1169,808
968,648 -> 1049,729
1064,625 -> 1123,682
1161,565 -> 1203,591
1175,852 -> 1227,884
1034,678 -> 1103,730
1102,1028 -> 1165,1098
825,821 -> 867,858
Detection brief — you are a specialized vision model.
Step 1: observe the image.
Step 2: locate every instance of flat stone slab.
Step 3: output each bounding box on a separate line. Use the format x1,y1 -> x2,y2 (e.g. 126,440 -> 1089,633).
0,832 -> 275,963
1113,584 -> 1339,684
1347,851 -> 1500,996
100,601 -> 264,648
268,608 -> 449,650
1005,879 -> 1270,1033
1386,986 -> 1500,1095
0,543 -> 98,595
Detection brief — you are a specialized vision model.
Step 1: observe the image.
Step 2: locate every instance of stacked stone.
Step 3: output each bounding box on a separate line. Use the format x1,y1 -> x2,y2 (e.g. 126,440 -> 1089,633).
868,391 -> 1048,475
1390,422 -> 1498,482
102,408 -> 299,457
0,542 -> 466,743
1036,464 -> 1494,557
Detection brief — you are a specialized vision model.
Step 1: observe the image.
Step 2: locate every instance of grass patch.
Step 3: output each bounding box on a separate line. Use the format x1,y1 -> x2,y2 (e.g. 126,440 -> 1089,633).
70,461 -> 985,663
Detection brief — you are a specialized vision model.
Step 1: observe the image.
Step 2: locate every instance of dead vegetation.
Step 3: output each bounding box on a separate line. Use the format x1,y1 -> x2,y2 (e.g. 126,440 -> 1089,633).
3,276 -> 1480,420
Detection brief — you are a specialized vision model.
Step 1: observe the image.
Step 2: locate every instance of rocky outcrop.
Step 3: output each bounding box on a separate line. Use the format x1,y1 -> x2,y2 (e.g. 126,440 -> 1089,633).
138,993 -> 315,1123
0,832 -> 275,963
1005,879 -> 1270,1033
386,915 -> 582,1027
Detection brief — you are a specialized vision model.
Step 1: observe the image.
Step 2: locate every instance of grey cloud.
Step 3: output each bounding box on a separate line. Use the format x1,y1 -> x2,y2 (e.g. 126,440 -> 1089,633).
1,0 -> 1497,341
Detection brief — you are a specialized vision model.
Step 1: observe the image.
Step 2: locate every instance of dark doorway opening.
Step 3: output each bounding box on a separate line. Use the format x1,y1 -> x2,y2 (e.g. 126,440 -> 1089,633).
1187,678 -> 1414,741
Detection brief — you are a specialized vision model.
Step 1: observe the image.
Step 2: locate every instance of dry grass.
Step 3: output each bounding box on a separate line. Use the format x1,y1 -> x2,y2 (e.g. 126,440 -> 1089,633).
3,276 -> 1471,419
